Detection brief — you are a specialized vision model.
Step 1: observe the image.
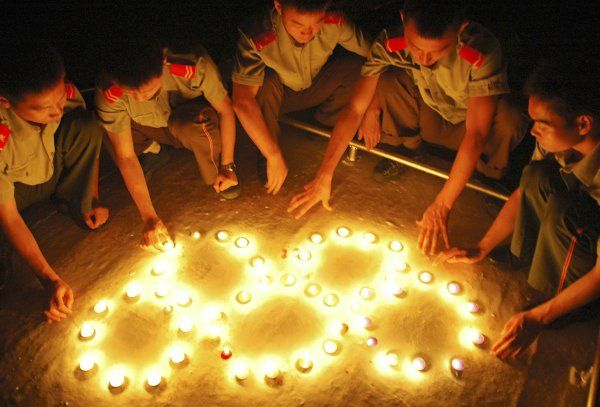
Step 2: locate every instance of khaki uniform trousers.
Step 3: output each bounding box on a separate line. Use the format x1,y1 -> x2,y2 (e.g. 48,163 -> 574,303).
377,69 -> 529,179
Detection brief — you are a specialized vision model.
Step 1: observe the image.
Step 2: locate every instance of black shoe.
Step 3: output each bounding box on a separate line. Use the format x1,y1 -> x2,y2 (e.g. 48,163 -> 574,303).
488,245 -> 528,270
219,183 -> 242,200
139,146 -> 172,182
372,145 -> 425,183
256,154 -> 267,185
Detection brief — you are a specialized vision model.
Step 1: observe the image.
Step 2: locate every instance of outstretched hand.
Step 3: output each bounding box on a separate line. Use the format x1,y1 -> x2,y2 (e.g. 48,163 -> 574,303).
288,176 -> 332,219
417,201 -> 451,255
44,278 -> 74,324
492,311 -> 544,360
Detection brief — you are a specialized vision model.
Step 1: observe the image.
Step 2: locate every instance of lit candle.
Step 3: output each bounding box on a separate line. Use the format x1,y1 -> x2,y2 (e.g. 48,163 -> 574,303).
108,370 -> 125,388
385,352 -> 399,367
281,274 -> 297,287
164,304 -> 174,314
191,231 -> 201,240
152,261 -> 168,276
259,275 -> 273,286
176,291 -> 191,306
170,347 -> 186,364
363,232 -> 377,244
394,259 -> 408,272
297,250 -> 312,262
178,317 -> 193,333
418,271 -> 433,284
466,301 -> 480,314
206,307 -> 225,321
163,241 -> 175,251
323,340 -> 338,355
447,281 -> 462,295
336,226 -> 351,238
323,293 -> 339,307
297,354 -> 313,372
359,287 -> 375,301
264,362 -> 280,379
80,322 -> 95,340
146,370 -> 162,387
360,316 -> 373,329
221,347 -> 233,360
304,283 -> 321,297
250,256 -> 265,268
391,285 -> 405,298
216,230 -> 229,242
389,240 -> 403,252
93,300 -> 107,314
233,361 -> 249,380
412,357 -> 427,371
236,291 -> 252,304
366,337 -> 378,347
235,237 -> 249,249
451,358 -> 464,372
126,283 -> 141,300
79,354 -> 95,372
309,232 -> 324,244
155,285 -> 169,298
471,331 -> 486,346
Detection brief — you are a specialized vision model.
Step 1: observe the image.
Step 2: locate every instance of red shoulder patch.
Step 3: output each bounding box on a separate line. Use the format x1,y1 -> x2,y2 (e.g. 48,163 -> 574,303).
0,124 -> 10,151
324,12 -> 344,25
65,82 -> 77,100
458,44 -> 484,68
384,37 -> 407,53
102,85 -> 123,104
252,30 -> 276,52
169,63 -> 196,79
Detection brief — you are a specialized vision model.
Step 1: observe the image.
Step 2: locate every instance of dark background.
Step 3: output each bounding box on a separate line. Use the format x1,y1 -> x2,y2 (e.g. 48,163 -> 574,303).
3,0 -> 598,91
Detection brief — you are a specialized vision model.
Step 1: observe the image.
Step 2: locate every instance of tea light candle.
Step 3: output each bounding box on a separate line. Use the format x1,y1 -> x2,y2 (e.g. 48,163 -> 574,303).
155,285 -> 169,298
146,370 -> 162,387
323,340 -> 338,355
178,317 -> 193,333
152,261 -> 168,276
265,363 -> 280,379
418,271 -> 433,284
359,287 -> 375,300
323,293 -> 339,307
126,283 -> 141,299
108,370 -> 125,388
163,241 -> 175,251
451,358 -> 464,372
191,231 -> 201,240
389,240 -> 403,252
250,256 -> 265,268
79,354 -> 95,372
471,331 -> 486,346
336,226 -> 351,238
363,232 -> 377,244
297,250 -> 312,262
412,357 -> 427,371
176,291 -> 191,306
394,259 -> 408,272
170,347 -> 186,364
310,233 -> 324,244
281,274 -> 296,287
466,301 -> 480,313
366,337 -> 378,347
447,281 -> 462,295
80,322 -> 95,340
297,354 -> 313,372
236,291 -> 252,304
259,275 -> 273,286
304,283 -> 322,297
221,347 -> 232,360
233,361 -> 249,380
235,237 -> 249,249
385,352 -> 399,367
216,230 -> 229,242
93,300 -> 107,314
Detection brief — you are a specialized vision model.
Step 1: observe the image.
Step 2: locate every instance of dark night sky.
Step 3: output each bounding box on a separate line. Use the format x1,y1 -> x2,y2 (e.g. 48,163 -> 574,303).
2,0 -> 598,89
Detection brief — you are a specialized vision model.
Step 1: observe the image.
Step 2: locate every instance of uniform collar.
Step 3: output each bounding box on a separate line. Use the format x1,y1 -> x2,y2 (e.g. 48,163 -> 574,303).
565,140 -> 600,187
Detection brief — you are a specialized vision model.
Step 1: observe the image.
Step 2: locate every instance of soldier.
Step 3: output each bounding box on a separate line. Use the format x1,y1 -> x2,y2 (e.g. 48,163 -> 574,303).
0,39 -> 107,323
288,0 -> 528,250
438,59 -> 600,359
95,37 -> 239,252
232,0 -> 371,194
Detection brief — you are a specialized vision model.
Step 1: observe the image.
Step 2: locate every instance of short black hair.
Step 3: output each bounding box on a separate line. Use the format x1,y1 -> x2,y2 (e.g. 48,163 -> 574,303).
100,35 -> 163,89
525,59 -> 600,126
403,0 -> 466,38
279,0 -> 332,12
0,39 -> 65,105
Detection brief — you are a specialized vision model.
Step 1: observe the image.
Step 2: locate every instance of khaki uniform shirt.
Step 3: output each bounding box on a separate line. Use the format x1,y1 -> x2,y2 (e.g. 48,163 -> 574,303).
532,141 -> 600,255
95,47 -> 228,134
232,8 -> 371,92
0,84 -> 85,203
362,23 -> 510,124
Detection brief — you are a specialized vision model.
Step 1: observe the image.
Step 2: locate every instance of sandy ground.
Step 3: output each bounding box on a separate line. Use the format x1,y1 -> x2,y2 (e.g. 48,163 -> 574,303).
0,125 -> 597,407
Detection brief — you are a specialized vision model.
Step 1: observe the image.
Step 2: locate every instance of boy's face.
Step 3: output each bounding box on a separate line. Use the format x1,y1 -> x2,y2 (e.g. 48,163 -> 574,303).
1,79 -> 68,124
403,17 -> 460,67
275,1 -> 326,44
119,75 -> 163,102
528,95 -> 585,152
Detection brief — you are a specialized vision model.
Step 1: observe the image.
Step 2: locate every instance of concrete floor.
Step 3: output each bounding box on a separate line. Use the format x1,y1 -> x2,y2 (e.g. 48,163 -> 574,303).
0,125 -> 596,406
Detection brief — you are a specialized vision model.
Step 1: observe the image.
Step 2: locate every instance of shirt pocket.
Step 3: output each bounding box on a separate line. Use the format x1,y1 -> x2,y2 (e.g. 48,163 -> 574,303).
4,153 -> 34,178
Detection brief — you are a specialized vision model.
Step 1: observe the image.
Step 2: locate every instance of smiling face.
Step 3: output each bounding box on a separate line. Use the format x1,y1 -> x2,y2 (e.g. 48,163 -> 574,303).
275,1 -> 326,44
0,79 -> 68,124
118,75 -> 163,102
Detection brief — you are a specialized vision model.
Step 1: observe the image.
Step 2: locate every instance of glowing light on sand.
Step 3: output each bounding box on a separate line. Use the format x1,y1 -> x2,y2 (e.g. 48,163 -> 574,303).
360,316 -> 373,329
451,358 -> 464,372
471,331 -> 486,346
170,347 -> 186,364
466,301 -> 480,313
164,241 -> 175,251
236,291 -> 252,304
250,256 -> 265,268
412,357 -> 427,372
297,250 -> 312,262
418,271 -> 433,284
310,233 -> 324,244
259,275 -> 273,286
297,354 -> 314,372
80,322 -> 95,340
304,283 -> 322,297
385,352 -> 399,367
363,232 -> 377,244
281,274 -> 297,287
447,282 -> 462,295
233,360 -> 249,380
366,337 -> 378,347
126,283 -> 141,299
264,361 -> 280,379
93,300 -> 107,314
323,340 -> 338,355
164,304 -> 174,314
216,230 -> 230,242
336,226 -> 351,238
394,259 -> 408,272
191,231 -> 201,240
108,370 -> 125,388
360,287 -> 375,301
155,285 -> 169,298
176,291 -> 191,307
147,369 -> 162,387
79,354 -> 95,372
178,317 -> 193,333
323,293 -> 339,307
152,261 -> 169,276
235,237 -> 249,249
389,240 -> 403,252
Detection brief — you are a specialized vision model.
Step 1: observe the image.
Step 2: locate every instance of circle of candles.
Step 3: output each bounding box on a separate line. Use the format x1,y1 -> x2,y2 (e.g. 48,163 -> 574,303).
336,226 -> 351,238
108,370 -> 125,388
79,354 -> 95,372
221,347 -> 232,360
281,274 -> 297,287
323,340 -> 338,355
170,347 -> 185,364
363,232 -> 377,244
297,250 -> 312,262
250,256 -> 265,268
216,230 -> 230,242
366,337 -> 378,347
235,237 -> 249,249
389,240 -> 404,252
126,283 -> 141,299
259,275 -> 273,286
418,271 -> 433,284
80,322 -> 95,340
466,301 -> 481,314
176,291 -> 191,307
163,241 -> 175,251
394,259 -> 408,272
236,291 -> 252,304
309,233 -> 324,244
412,357 -> 427,371
191,231 -> 201,240
323,293 -> 339,307
471,331 -> 486,346
233,361 -> 249,380
304,283 -> 322,297
93,300 -> 107,314
155,285 -> 169,298
297,354 -> 313,372
385,352 -> 399,367
451,358 -> 464,372
152,261 -> 168,276
447,281 -> 462,295
178,317 -> 193,333
359,287 -> 375,301
147,370 -> 162,387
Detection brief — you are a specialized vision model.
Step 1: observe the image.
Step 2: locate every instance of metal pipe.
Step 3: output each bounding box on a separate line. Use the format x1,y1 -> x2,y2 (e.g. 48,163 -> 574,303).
280,116 -> 510,202
346,145 -> 359,162
588,326 -> 600,407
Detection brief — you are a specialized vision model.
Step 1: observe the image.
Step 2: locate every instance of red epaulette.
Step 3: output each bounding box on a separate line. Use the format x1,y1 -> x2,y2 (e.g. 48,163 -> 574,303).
0,124 -> 11,151
384,37 -> 407,53
458,44 -> 484,68
65,82 -> 77,100
324,12 -> 344,25
169,63 -> 196,79
252,30 -> 276,52
102,85 -> 123,104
